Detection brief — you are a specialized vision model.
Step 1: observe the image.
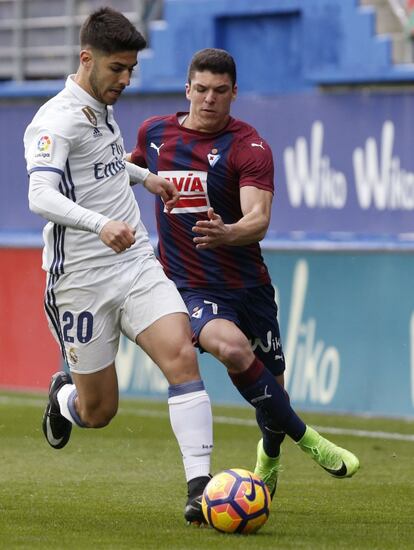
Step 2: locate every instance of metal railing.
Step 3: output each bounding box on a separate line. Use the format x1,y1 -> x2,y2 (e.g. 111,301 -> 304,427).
0,0 -> 163,81
387,0 -> 410,27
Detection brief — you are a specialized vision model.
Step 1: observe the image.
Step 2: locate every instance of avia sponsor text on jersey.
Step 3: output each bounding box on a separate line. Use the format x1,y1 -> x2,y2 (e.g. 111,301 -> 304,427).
158,170 -> 211,213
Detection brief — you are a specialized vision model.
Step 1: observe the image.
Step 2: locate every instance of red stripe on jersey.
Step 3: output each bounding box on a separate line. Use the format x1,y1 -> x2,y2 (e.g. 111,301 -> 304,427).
175,197 -> 208,208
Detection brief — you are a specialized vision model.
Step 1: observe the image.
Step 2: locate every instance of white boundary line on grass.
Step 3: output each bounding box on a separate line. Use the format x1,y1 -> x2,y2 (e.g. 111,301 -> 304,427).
212,415 -> 414,442
1,395 -> 414,442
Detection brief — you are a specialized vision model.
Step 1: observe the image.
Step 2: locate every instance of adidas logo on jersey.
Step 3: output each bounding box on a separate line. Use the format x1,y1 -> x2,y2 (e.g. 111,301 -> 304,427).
92,127 -> 103,138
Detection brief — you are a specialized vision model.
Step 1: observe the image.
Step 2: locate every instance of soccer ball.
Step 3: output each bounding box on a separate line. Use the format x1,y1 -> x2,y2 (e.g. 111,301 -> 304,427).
201,468 -> 271,534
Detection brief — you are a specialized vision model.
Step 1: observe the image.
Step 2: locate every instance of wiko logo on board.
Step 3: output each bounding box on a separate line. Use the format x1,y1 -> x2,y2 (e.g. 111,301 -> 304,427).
284,120 -> 414,211
280,260 -> 340,405
353,121 -> 414,210
284,121 -> 347,209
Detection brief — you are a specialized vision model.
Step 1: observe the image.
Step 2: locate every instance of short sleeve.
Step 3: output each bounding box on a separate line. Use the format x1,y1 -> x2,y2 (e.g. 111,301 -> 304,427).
24,129 -> 71,175
130,124 -> 148,167
234,137 -> 274,194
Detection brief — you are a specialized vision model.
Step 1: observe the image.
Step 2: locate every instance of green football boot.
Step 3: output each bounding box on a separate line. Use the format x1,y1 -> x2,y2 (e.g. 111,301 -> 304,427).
254,439 -> 282,499
297,426 -> 360,478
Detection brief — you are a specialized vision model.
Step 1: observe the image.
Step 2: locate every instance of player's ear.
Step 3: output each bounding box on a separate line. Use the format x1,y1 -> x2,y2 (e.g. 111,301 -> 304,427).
231,84 -> 238,102
186,82 -> 193,100
79,49 -> 93,69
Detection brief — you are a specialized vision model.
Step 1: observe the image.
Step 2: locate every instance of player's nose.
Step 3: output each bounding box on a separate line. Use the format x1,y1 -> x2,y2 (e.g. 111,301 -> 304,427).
204,90 -> 216,103
118,69 -> 131,87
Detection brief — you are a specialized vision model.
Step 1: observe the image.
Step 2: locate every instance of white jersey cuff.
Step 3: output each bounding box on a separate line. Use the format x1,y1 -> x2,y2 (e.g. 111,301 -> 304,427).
125,160 -> 150,185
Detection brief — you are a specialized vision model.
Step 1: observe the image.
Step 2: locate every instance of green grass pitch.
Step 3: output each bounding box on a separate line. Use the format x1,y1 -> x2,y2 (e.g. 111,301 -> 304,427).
0,392 -> 413,549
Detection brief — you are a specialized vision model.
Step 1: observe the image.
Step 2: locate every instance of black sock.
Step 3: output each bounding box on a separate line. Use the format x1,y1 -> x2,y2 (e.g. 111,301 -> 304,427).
255,408 -> 286,458
228,357 -> 306,442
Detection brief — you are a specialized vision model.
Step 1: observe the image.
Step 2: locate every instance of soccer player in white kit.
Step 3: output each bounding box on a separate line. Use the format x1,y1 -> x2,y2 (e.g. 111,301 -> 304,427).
23,7 -> 213,524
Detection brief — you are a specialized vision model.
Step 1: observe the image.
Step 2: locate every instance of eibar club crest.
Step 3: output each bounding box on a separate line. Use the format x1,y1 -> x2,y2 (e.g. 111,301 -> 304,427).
207,148 -> 221,167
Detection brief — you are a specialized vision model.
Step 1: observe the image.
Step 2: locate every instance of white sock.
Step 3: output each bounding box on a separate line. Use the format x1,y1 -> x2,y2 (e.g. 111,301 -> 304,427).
57,383 -> 79,425
168,389 -> 213,481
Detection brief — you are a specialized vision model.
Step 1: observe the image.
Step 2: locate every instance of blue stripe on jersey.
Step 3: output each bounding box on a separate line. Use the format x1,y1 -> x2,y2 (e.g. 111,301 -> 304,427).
174,134 -> 197,166
51,160 -> 75,274
44,273 -> 68,364
64,160 -> 76,201
50,224 -> 66,275
105,107 -> 114,133
59,174 -> 70,198
28,167 -> 64,176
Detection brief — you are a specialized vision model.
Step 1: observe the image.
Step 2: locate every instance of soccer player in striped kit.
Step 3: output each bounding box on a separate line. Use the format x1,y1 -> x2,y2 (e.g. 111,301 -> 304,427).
24,8 -> 213,524
129,48 -> 360,514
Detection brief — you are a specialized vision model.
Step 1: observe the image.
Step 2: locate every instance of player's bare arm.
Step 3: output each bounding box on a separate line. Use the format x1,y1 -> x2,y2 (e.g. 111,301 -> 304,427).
99,220 -> 136,253
192,186 -> 273,249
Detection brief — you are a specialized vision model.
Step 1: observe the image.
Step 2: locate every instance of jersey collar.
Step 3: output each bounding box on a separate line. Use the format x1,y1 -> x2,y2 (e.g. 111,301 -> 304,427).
66,75 -> 106,113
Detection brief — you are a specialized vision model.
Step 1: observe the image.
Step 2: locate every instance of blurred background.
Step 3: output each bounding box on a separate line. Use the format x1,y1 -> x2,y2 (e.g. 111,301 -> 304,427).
1,0 -> 414,418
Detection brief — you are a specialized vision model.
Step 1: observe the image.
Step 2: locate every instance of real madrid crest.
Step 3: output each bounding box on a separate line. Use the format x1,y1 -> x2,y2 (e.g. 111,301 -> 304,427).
82,106 -> 97,127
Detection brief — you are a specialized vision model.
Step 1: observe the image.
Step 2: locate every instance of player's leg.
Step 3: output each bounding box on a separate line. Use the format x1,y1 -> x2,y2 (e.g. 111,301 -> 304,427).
182,288 -> 294,496
136,313 -> 213,524
121,257 -> 213,524
185,287 -> 359,493
43,365 -> 119,446
42,266 -> 124,448
254,372 -> 286,499
243,285 -> 360,483
198,317 -> 305,436
65,365 -> 119,427
201,318 -> 359,485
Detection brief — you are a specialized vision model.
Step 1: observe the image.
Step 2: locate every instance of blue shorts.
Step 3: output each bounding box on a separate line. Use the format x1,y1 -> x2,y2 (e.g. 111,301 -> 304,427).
180,285 -> 285,376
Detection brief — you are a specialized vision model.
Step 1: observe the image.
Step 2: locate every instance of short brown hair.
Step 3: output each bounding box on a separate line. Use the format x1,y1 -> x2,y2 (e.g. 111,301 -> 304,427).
80,7 -> 146,54
187,48 -> 237,86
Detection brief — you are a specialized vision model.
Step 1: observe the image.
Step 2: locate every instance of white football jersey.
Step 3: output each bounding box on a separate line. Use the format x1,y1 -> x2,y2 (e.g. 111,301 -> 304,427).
24,75 -> 153,273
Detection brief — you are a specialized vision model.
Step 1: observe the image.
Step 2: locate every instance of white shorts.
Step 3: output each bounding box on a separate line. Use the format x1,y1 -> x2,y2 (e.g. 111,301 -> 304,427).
44,254 -> 188,374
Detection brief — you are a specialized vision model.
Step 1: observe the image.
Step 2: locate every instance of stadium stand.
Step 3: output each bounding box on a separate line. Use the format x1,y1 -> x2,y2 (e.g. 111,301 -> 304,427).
0,0 -> 162,81
1,0 -> 414,94
360,0 -> 414,63
137,0 -> 414,92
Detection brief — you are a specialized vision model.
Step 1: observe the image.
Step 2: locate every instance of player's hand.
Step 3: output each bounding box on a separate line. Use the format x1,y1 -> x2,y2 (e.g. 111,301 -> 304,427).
192,207 -> 229,249
99,220 -> 136,253
144,173 -> 179,212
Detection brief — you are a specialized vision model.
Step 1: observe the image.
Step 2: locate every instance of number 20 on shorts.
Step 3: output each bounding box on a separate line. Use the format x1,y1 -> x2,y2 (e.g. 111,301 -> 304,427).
62,311 -> 94,343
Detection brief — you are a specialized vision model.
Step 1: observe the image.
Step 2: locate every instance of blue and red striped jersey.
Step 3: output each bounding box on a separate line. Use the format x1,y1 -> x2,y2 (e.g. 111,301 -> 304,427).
131,113 -> 274,289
